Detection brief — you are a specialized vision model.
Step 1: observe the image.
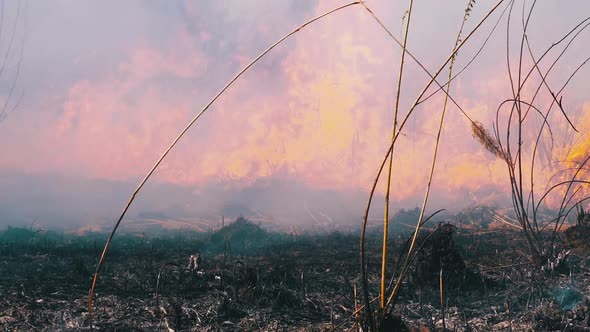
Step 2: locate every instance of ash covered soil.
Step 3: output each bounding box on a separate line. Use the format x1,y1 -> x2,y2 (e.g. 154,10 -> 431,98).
1,217 -> 590,331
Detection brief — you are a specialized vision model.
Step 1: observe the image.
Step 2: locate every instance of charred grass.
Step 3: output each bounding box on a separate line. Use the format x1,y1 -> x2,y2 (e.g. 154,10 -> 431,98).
1,221 -> 590,331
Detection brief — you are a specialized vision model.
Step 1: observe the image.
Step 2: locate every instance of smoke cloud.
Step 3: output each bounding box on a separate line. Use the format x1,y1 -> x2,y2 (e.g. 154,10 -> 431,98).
1,1 -> 589,230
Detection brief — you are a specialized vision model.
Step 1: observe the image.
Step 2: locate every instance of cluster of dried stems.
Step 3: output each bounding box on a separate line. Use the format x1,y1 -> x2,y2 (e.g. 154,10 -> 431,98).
472,0 -> 590,266
85,0 -> 590,331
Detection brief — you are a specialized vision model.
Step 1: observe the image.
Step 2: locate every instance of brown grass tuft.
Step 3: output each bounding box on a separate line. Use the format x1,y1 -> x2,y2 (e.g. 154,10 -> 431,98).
471,121 -> 505,160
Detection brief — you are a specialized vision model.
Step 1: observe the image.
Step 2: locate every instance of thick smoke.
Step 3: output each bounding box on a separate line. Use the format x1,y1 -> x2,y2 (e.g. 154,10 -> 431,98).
0,1 -> 589,230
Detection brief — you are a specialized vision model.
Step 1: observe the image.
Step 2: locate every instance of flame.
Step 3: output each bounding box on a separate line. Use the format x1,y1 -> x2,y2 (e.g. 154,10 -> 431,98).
1,1 -> 589,215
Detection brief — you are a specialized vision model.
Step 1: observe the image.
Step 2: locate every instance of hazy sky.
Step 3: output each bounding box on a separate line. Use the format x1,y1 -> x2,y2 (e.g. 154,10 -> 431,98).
0,1 -> 589,230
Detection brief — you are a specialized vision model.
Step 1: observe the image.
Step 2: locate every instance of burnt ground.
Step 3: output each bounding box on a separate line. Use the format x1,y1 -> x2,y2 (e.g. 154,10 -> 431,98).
0,219 -> 590,331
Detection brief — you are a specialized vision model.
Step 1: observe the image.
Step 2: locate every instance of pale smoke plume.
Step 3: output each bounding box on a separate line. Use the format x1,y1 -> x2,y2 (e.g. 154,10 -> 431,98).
0,1 -> 590,228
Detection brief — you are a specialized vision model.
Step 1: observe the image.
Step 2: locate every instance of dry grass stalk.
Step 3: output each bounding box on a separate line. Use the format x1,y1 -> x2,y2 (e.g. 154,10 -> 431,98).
356,1 -> 506,330
380,0 -> 414,313
384,0 -> 493,311
440,269 -> 445,331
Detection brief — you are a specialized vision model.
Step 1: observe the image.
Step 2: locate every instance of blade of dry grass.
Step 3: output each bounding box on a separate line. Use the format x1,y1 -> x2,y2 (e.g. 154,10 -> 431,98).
0,1 -> 24,123
380,0 -> 414,312
440,268 -> 445,331
385,0 -> 476,309
87,1 -> 362,315
360,2 -> 477,124
154,262 -> 181,318
419,1 -> 510,105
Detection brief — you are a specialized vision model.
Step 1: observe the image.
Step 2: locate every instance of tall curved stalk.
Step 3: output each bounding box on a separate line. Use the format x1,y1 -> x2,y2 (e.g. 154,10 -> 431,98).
87,1 -> 362,315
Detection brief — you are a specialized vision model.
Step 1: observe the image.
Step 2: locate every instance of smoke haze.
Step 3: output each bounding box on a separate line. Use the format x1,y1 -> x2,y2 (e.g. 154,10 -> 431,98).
1,1 -> 590,231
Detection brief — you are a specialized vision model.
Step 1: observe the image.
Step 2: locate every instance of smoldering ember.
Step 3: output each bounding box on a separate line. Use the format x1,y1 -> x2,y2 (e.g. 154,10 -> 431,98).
1,1 -> 590,331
